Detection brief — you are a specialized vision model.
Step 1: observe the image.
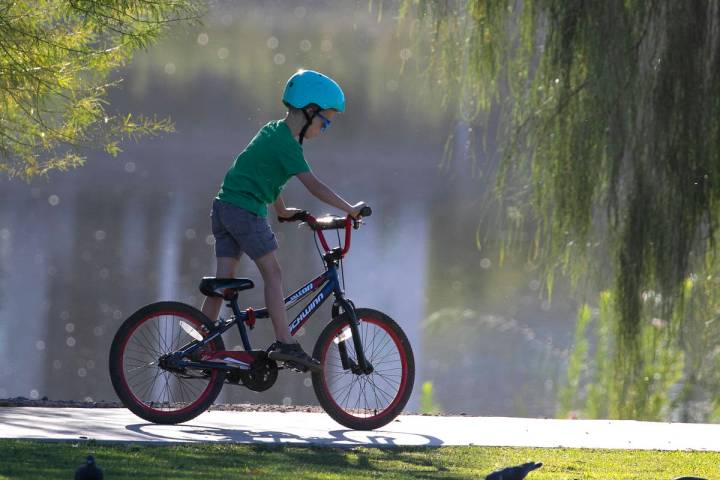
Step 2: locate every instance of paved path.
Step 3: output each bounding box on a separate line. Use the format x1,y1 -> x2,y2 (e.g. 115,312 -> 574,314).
1,407 -> 720,450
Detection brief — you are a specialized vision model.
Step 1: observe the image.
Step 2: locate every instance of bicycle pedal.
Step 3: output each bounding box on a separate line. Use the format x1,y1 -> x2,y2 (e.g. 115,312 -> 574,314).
282,361 -> 308,373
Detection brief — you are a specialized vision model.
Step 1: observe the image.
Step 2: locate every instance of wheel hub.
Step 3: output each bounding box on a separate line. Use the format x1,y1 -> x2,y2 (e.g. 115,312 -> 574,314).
348,359 -> 374,375
158,353 -> 185,373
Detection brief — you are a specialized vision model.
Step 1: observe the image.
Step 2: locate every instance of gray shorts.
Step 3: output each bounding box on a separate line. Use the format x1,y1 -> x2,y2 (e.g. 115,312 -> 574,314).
211,199 -> 278,260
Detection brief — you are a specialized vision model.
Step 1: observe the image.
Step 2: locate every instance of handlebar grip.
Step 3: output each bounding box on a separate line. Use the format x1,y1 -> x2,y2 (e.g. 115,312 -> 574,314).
351,206 -> 372,230
278,210 -> 309,223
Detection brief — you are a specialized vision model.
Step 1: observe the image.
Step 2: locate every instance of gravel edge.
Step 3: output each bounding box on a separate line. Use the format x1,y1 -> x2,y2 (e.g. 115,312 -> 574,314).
0,397 -> 458,416
0,397 -> 325,413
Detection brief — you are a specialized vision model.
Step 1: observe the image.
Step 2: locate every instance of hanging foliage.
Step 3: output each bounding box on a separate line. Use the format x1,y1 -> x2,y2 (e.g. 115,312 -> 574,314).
397,0 -> 720,348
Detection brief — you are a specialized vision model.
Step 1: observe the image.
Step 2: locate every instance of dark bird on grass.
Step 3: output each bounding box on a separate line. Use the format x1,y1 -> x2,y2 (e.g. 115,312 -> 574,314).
485,461 -> 543,480
74,455 -> 103,480
672,477 -> 707,480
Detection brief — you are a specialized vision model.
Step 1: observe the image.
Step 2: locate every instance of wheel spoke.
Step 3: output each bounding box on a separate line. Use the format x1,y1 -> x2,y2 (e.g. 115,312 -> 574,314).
137,328 -> 163,358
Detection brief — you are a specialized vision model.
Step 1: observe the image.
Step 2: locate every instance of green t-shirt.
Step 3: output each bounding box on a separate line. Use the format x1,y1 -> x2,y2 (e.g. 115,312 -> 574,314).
217,120 -> 310,217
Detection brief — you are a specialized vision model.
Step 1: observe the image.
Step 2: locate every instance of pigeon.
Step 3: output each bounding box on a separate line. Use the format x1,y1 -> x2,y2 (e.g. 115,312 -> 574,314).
672,477 -> 707,480
74,455 -> 103,480
485,462 -> 543,480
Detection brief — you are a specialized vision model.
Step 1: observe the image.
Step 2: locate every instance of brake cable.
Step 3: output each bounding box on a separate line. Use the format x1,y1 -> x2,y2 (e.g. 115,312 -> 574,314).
336,228 -> 346,291
313,230 -> 324,269
310,217 -> 347,290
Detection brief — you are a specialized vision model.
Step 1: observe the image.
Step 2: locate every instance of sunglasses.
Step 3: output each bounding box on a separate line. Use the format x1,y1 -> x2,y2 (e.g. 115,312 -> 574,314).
316,111 -> 332,132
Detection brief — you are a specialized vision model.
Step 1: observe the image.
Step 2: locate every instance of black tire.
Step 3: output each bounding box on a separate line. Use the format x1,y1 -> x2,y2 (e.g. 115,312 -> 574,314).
109,301 -> 225,424
312,308 -> 415,430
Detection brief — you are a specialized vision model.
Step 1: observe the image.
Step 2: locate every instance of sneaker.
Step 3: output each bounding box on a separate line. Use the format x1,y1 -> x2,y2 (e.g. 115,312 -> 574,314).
268,341 -> 321,372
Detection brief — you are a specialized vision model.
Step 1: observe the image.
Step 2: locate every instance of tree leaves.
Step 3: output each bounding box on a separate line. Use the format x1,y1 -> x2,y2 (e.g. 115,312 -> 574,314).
0,0 -> 203,180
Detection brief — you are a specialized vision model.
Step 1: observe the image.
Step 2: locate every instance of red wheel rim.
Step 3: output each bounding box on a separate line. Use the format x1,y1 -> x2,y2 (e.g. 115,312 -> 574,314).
319,315 -> 409,424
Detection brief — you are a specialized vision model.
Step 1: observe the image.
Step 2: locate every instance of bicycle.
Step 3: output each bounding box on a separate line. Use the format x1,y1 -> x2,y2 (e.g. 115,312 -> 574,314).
108,206 -> 415,430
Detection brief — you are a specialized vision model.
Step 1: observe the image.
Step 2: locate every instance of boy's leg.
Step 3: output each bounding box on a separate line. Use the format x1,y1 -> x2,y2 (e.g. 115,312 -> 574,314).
255,250 -> 320,371
253,250 -> 293,343
201,256 -> 239,322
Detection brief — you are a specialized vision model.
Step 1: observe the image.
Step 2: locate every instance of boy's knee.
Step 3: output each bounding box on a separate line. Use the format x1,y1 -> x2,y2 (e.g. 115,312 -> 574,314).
260,260 -> 282,281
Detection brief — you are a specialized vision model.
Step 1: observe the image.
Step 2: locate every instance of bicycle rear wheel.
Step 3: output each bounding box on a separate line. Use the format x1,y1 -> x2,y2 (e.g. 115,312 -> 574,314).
108,301 -> 225,424
312,308 -> 415,430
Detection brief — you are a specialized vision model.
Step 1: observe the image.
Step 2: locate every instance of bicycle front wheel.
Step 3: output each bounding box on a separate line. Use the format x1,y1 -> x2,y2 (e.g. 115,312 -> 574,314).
108,301 -> 225,424
312,308 -> 415,430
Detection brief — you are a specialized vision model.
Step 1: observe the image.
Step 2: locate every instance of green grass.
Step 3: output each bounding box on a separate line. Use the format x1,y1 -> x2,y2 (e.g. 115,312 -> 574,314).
0,440 -> 718,479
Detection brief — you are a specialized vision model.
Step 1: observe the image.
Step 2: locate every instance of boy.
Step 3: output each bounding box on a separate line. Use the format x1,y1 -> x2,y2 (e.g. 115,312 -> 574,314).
201,70 -> 365,372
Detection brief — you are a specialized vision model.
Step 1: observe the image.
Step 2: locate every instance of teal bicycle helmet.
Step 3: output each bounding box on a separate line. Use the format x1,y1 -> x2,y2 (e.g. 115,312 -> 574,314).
282,70 -> 345,145
282,69 -> 345,112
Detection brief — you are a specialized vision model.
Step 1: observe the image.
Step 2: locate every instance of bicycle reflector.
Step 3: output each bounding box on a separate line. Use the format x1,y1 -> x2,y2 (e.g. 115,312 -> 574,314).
333,326 -> 353,343
179,321 -> 203,341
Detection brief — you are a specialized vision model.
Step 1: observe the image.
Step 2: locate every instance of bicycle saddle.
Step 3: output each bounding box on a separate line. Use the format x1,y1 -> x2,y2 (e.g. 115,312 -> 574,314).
199,277 -> 255,298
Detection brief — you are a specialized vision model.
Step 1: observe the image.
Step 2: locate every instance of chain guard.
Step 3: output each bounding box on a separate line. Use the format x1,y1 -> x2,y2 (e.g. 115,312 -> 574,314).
227,358 -> 278,392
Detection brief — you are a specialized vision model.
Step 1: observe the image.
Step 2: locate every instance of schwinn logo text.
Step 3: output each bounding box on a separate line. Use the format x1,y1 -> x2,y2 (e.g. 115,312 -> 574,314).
288,282 -> 313,304
290,292 -> 324,331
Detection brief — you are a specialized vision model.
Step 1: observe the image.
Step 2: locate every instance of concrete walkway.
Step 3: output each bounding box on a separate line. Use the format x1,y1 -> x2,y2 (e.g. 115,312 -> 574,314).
1,407 -> 720,450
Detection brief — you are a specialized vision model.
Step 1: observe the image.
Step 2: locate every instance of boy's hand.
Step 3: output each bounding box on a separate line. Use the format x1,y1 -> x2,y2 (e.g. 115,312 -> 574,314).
278,207 -> 303,219
277,208 -> 310,223
349,202 -> 367,219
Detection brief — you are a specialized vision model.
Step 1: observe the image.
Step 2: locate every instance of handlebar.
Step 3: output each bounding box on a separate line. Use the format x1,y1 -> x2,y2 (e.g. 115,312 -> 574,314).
277,206 -> 372,257
278,206 -> 372,227
277,210 -> 311,223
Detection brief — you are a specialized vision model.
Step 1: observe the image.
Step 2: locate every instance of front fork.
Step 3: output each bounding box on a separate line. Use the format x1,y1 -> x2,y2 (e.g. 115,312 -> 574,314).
332,299 -> 373,375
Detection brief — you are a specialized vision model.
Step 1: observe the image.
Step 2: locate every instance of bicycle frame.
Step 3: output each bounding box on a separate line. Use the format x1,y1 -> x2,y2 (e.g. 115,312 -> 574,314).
111,205 -> 416,430
230,265 -> 344,349
169,216 -> 371,374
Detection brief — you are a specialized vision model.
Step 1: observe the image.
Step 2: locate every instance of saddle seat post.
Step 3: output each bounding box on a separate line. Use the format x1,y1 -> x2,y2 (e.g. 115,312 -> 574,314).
226,293 -> 253,351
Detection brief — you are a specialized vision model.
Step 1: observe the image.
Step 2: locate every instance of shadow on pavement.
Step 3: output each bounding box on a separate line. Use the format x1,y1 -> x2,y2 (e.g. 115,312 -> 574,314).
125,422 -> 443,447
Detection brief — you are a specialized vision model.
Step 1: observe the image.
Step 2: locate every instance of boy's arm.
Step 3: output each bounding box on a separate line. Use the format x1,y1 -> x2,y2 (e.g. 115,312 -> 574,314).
273,194 -> 302,219
296,171 -> 364,216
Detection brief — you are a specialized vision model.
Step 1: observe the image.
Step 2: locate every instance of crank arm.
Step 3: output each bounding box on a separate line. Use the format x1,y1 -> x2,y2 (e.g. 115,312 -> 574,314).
175,360 -> 237,371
